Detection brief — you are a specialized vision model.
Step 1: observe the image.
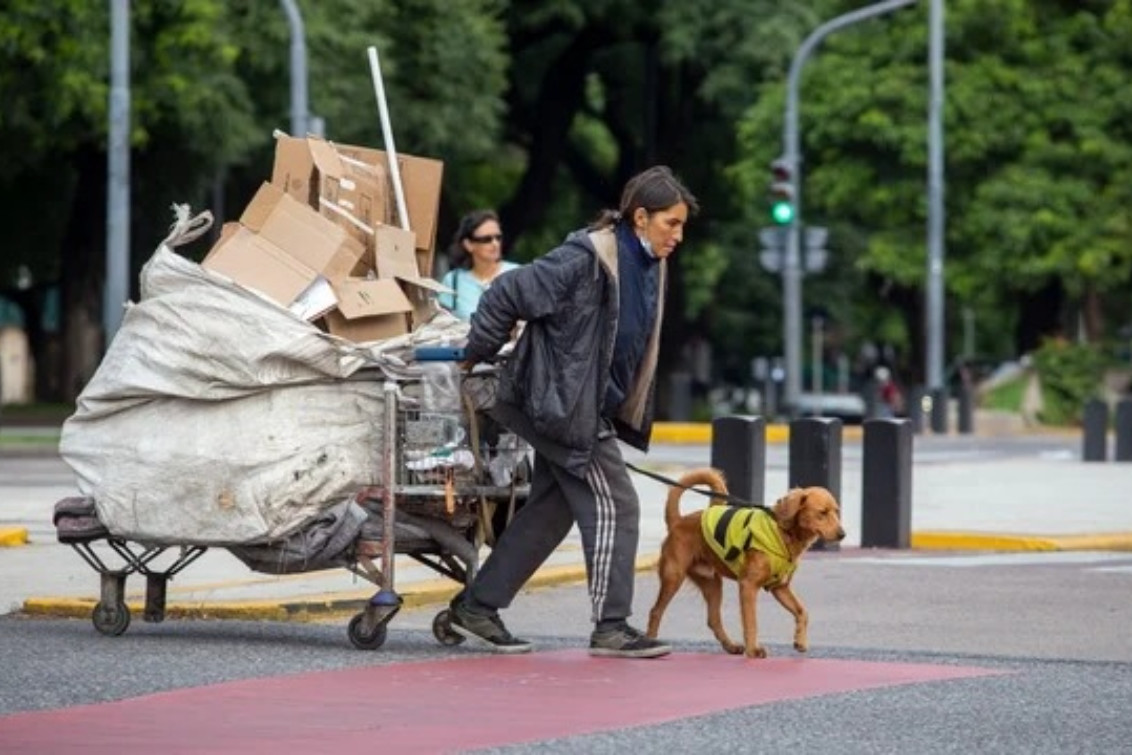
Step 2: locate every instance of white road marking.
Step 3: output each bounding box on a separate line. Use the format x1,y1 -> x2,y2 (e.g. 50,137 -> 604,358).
848,551 -> 1132,568
1088,565 -> 1132,574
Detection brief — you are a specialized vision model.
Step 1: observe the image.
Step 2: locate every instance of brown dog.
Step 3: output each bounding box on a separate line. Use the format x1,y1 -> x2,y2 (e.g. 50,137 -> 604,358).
646,468 -> 845,658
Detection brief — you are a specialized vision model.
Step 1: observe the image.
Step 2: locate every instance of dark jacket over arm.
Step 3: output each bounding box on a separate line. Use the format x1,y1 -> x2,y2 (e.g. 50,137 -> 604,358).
464,227 -> 663,477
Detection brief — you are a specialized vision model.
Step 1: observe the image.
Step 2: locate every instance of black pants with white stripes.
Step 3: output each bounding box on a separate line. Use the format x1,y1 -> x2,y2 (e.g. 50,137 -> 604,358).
467,431 -> 641,625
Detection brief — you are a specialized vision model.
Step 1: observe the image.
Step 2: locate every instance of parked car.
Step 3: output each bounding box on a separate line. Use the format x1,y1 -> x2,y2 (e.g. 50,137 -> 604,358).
789,392 -> 868,424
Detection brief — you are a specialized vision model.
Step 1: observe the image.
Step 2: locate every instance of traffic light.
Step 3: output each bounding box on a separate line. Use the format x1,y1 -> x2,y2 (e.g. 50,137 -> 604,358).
769,157 -> 795,225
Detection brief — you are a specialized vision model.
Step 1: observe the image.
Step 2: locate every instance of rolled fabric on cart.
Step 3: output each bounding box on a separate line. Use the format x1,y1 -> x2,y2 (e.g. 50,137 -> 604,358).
52,496 -> 109,543
57,205 -> 472,546
227,499 -> 369,574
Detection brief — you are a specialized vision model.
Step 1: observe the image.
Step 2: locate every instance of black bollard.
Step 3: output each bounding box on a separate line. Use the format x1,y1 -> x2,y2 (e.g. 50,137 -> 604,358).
861,419 -> 913,549
957,383 -> 975,435
1082,398 -> 1109,462
930,387 -> 949,434
788,417 -> 842,551
710,416 -> 766,507
1115,398 -> 1132,462
908,386 -> 927,435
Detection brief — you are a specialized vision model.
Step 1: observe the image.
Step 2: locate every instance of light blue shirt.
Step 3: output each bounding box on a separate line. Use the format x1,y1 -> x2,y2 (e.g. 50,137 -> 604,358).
437,262 -> 520,321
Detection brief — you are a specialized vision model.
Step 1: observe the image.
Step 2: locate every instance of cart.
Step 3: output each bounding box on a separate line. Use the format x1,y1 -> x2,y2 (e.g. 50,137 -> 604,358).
53,364 -> 531,650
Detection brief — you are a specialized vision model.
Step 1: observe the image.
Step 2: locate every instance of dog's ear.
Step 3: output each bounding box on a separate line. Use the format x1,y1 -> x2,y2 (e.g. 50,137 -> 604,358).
774,488 -> 805,530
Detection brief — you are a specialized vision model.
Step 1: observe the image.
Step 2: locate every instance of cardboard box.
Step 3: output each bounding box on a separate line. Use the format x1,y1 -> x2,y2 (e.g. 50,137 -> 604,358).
372,224 -> 453,328
203,223 -> 320,313
335,144 -> 444,272
324,278 -> 413,343
271,135 -> 389,254
201,184 -> 369,321
240,182 -> 369,284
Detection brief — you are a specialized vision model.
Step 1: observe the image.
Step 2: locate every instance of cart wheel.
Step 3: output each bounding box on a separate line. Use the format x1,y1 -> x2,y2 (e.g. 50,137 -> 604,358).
92,601 -> 131,637
432,609 -> 465,646
347,612 -> 388,650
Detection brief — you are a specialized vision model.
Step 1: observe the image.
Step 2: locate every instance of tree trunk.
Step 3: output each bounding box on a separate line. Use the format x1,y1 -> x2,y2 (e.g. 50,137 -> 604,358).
1080,283 -> 1104,343
58,144 -> 108,402
499,26 -> 612,242
1014,279 -> 1065,354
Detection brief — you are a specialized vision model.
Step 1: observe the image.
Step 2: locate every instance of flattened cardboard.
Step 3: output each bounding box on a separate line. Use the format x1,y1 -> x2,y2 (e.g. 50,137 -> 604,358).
373,225 -> 451,293
202,225 -> 317,310
271,135 -> 389,254
335,144 -> 444,267
372,224 -> 452,328
240,182 -> 368,284
325,278 -> 413,343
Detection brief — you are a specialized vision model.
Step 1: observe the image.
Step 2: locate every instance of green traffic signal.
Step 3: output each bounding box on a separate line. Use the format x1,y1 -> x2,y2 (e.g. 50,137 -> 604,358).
771,200 -> 795,225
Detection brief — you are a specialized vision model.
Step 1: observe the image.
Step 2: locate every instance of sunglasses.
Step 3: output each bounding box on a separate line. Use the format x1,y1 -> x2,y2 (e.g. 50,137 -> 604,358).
469,233 -> 503,244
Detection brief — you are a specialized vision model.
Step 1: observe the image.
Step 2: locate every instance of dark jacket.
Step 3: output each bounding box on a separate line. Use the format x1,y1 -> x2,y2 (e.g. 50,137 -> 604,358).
463,225 -> 666,477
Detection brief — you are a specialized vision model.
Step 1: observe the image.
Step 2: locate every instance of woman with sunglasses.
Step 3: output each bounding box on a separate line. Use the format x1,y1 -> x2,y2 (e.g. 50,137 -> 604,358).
437,210 -> 520,321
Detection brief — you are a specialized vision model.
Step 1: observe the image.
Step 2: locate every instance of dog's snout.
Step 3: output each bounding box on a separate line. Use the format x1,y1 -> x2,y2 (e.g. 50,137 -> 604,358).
834,527 -> 846,542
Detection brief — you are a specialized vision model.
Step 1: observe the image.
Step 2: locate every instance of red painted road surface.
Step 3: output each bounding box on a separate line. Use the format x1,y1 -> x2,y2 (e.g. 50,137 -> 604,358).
0,651 -> 1002,753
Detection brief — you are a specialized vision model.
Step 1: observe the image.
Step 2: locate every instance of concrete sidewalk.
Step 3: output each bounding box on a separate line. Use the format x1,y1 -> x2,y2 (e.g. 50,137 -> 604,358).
8,431 -> 1132,625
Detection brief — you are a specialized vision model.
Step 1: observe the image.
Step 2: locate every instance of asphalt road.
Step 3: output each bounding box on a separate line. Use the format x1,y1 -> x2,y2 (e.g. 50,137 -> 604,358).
2,547 -> 1130,753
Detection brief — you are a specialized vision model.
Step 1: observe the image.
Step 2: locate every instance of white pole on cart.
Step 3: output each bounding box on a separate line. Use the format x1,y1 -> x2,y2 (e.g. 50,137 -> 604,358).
366,45 -> 411,232
381,381 -> 399,594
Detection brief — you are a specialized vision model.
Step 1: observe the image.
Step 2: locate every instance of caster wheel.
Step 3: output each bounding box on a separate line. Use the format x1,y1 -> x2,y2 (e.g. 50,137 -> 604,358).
432,609 -> 465,646
92,601 -> 131,637
347,612 -> 388,650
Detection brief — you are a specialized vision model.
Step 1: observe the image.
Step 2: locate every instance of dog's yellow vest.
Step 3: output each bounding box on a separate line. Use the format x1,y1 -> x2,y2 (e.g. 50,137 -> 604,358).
701,506 -> 796,588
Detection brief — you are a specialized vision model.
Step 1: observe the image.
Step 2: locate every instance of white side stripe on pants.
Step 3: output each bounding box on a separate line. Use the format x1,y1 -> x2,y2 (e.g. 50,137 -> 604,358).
586,462 -> 616,622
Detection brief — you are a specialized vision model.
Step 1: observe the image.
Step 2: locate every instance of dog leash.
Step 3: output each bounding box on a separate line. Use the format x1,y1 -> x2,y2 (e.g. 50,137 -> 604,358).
624,462 -> 774,514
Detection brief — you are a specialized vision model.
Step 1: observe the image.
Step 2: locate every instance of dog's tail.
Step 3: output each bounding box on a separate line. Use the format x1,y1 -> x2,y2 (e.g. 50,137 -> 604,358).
665,468 -> 728,531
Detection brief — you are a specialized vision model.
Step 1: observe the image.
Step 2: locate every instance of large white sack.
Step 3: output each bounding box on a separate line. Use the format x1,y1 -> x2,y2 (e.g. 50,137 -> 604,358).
59,206 -> 467,545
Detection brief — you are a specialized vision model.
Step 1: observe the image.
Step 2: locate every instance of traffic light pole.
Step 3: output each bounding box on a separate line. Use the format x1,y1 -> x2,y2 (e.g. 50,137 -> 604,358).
780,0 -> 919,412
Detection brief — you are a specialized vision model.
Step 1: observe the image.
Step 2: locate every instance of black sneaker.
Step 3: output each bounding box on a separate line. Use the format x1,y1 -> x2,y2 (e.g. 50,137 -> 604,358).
448,598 -> 533,654
589,623 -> 672,659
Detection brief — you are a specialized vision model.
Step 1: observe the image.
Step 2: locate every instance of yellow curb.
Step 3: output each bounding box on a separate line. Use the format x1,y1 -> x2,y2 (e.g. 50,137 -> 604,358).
0,527 -> 29,547
650,422 -> 862,445
1039,534 -> 1132,551
912,531 -> 1132,552
650,423 -> 714,444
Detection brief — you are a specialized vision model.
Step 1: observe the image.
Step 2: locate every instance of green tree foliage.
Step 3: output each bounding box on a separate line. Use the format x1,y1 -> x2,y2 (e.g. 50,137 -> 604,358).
0,0 -> 261,397
0,0 -> 508,401
6,0 -> 1131,409
1032,337 -> 1108,425
498,0 -> 819,381
731,0 -> 1132,383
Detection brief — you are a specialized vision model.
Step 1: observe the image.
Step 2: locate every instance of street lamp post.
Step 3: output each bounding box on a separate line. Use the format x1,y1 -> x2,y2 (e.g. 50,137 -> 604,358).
780,0 -> 919,412
278,0 -> 309,137
104,0 -> 130,347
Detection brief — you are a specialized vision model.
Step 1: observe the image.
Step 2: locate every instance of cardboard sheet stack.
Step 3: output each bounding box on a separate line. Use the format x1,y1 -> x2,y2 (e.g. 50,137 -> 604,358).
59,136 -> 470,552
202,133 -> 451,342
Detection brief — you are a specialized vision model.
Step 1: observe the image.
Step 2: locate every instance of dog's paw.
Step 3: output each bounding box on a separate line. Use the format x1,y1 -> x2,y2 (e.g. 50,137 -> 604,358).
744,645 -> 768,659
721,642 -> 743,655
793,640 -> 809,653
